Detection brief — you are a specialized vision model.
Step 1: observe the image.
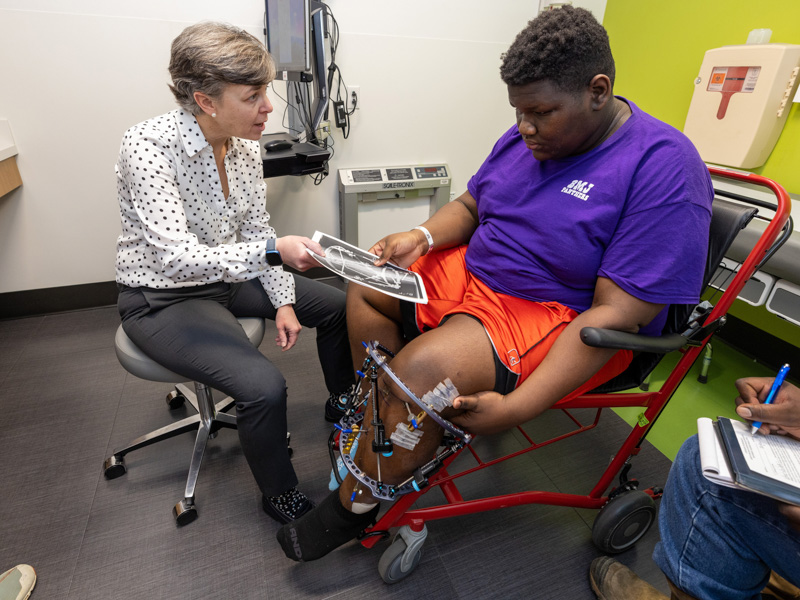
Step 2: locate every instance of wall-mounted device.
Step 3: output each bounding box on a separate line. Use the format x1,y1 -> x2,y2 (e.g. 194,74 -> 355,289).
263,0 -> 332,176
265,0 -> 330,144
338,165 -> 451,249
260,132 -> 329,178
683,43 -> 800,168
265,0 -> 311,76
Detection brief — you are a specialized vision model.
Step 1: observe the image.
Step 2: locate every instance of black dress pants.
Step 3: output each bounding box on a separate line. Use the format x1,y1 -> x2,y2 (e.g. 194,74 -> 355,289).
117,276 -> 353,497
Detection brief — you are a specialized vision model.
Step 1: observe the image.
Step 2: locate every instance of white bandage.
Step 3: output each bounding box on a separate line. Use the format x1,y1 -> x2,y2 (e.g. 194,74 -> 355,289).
421,378 -> 459,412
352,501 -> 378,514
390,422 -> 424,450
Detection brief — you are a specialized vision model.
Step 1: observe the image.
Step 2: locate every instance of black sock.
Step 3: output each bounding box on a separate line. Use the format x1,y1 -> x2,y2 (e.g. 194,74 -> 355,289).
276,489 -> 379,562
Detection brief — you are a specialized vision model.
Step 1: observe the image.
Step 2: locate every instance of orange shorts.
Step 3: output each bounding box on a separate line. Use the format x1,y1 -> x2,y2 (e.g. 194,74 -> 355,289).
403,246 -> 632,398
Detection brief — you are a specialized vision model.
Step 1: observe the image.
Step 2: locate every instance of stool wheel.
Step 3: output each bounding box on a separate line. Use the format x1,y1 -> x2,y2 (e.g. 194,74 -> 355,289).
165,390 -> 186,410
174,499 -> 198,526
592,490 -> 656,554
103,455 -> 126,479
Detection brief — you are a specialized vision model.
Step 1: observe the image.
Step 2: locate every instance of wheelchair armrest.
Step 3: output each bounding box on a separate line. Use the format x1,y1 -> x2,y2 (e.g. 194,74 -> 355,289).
580,327 -> 688,354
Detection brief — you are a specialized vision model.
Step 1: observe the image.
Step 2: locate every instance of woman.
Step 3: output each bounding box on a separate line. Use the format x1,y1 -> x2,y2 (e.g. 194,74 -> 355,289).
115,21 -> 353,523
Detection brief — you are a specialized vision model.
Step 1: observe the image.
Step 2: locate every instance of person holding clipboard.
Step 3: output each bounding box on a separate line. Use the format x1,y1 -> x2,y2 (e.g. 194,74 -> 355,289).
590,375 -> 800,600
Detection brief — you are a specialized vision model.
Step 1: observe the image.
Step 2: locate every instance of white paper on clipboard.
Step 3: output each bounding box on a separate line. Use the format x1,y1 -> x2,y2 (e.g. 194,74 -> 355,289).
307,231 -> 428,304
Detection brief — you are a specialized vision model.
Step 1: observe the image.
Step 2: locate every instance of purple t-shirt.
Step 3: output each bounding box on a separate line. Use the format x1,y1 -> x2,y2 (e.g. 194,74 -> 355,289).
466,98 -> 713,336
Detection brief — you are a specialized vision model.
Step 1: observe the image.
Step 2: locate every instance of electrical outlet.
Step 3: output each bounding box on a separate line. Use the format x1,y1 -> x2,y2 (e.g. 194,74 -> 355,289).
346,85 -> 360,112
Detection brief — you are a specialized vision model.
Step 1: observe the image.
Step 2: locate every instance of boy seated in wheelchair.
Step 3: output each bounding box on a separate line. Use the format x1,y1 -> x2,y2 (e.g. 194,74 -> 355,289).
277,6 -> 714,562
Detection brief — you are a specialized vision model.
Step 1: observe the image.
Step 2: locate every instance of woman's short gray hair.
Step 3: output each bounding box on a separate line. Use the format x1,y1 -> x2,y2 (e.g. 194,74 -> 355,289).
168,21 -> 275,114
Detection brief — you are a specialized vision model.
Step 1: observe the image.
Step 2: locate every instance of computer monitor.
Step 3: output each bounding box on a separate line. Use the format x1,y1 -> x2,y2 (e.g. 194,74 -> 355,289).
265,0 -> 330,143
265,0 -> 311,77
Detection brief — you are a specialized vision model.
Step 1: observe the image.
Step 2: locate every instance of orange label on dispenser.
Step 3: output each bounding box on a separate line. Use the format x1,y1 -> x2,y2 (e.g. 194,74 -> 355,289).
706,66 -> 761,119
710,71 -> 726,86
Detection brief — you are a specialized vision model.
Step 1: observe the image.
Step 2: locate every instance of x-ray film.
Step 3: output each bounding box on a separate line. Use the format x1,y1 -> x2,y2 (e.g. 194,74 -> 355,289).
308,231 -> 428,304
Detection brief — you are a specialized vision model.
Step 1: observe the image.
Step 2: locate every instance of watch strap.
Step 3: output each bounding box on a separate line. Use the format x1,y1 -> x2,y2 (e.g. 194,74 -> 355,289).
266,238 -> 282,266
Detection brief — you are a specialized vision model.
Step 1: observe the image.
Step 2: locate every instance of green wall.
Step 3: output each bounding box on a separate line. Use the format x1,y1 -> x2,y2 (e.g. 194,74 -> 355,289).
603,0 -> 800,195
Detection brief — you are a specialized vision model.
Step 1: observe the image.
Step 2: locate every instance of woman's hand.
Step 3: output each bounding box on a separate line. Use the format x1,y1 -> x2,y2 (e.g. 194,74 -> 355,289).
450,391 -> 514,436
275,305 -> 301,351
276,236 -> 325,271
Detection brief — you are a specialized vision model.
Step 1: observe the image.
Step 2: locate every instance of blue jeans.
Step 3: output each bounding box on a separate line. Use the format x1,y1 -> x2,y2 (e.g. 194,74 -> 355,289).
653,435 -> 800,599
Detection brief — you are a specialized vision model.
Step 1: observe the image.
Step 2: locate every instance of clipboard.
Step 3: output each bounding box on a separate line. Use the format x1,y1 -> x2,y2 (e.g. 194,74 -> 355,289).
715,417 -> 800,507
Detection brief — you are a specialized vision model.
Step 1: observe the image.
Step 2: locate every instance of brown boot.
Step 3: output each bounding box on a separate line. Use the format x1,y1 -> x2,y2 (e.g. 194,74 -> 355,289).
761,571 -> 800,600
589,557 -> 668,600
665,577 -> 701,600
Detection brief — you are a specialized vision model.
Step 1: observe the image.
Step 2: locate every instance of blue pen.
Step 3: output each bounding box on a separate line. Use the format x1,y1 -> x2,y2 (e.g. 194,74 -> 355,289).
750,363 -> 790,435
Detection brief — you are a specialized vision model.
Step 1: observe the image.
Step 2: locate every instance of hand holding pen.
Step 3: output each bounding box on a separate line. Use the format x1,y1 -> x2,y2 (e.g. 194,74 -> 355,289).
749,364 -> 790,434
734,366 -> 800,438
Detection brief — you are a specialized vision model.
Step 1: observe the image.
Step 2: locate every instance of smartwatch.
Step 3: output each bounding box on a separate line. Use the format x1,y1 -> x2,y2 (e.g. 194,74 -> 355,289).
266,238 -> 283,266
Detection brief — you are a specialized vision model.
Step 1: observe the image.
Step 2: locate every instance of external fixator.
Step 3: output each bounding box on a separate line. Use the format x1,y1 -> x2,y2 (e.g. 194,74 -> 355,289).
369,351 -> 394,457
327,341 -> 390,489
364,341 -> 472,444
333,340 -> 472,501
334,346 -> 379,422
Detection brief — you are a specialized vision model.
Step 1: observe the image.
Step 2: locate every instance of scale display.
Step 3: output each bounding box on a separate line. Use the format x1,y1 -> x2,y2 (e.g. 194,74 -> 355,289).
414,166 -> 448,179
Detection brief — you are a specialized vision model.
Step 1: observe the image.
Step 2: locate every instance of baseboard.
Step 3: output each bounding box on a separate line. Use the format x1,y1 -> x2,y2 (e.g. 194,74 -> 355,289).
716,314 -> 800,376
0,267 -> 338,320
0,281 -> 120,319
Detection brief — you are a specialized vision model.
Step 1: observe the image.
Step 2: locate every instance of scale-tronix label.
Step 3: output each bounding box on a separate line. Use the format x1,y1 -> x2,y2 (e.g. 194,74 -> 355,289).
707,66 -> 761,119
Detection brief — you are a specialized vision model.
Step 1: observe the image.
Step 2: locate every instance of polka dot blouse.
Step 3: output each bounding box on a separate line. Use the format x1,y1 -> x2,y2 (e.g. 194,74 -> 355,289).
115,109 -> 295,308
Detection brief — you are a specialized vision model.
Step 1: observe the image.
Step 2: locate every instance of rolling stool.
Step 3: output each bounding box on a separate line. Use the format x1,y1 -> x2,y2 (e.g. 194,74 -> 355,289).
104,317 -> 288,525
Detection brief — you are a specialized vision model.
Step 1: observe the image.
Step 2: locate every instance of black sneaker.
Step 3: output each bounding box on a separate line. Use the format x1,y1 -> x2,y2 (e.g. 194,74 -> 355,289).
324,386 -> 356,423
277,489 -> 381,562
262,488 -> 315,524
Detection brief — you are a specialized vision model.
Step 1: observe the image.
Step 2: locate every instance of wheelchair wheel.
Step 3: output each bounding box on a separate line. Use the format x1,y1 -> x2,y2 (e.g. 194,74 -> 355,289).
592,490 -> 656,554
378,536 -> 422,584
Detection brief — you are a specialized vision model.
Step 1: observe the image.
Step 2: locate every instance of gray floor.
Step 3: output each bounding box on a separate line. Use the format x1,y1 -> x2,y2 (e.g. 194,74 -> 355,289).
0,281 -> 673,599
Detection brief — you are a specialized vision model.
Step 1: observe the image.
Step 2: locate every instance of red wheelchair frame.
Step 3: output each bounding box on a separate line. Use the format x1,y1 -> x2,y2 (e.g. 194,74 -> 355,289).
349,168 -> 792,582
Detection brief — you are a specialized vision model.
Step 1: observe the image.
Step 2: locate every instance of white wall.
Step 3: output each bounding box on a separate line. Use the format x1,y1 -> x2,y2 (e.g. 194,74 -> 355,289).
0,0 -> 604,294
